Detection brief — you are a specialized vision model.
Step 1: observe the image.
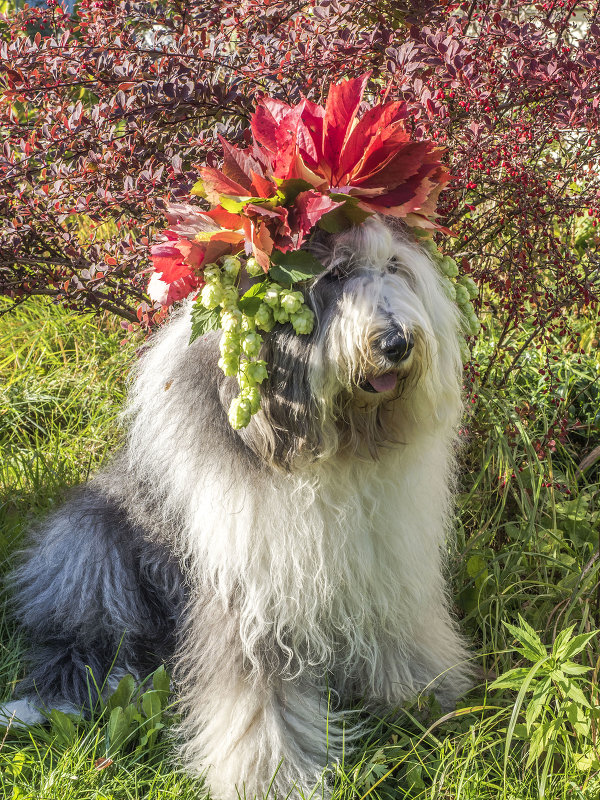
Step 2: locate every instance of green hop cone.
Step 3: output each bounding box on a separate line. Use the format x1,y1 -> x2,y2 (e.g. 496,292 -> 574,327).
218,354 -> 239,377
280,291 -> 303,315
273,307 -> 290,324
220,307 -> 242,332
454,285 -> 470,306
219,330 -> 240,358
263,285 -> 282,308
245,257 -> 264,278
200,282 -> 224,310
440,256 -> 459,278
459,276 -> 478,299
237,368 -> 254,390
462,299 -> 475,317
468,314 -> 481,336
241,314 -> 255,332
241,386 -> 261,414
203,266 -> 221,284
246,360 -> 268,384
228,396 -> 252,429
422,238 -> 439,257
241,331 -> 263,358
222,256 -> 241,280
440,276 -> 456,302
220,285 -> 240,309
254,303 -> 275,332
459,338 -> 471,363
291,307 -> 315,335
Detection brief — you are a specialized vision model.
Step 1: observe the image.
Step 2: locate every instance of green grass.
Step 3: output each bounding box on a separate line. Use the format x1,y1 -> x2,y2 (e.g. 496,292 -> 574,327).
0,299 -> 139,564
0,298 -> 599,799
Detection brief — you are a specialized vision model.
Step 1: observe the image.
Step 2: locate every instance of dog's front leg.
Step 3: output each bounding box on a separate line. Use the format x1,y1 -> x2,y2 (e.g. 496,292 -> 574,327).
176,598 -> 349,800
372,612 -> 473,712
196,680 -> 349,800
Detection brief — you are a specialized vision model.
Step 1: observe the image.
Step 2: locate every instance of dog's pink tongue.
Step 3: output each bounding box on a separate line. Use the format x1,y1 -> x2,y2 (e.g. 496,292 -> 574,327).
368,373 -> 397,393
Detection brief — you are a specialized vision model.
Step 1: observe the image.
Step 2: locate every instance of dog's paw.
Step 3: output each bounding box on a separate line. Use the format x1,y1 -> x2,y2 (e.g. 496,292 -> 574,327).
0,698 -> 82,729
0,698 -> 44,728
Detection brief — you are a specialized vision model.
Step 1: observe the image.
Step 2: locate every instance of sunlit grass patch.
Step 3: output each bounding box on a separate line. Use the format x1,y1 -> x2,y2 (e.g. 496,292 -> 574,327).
0,298 -> 141,564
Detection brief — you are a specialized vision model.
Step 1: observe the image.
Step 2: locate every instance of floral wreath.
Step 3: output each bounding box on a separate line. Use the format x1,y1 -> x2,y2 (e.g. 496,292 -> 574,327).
148,73 -> 479,429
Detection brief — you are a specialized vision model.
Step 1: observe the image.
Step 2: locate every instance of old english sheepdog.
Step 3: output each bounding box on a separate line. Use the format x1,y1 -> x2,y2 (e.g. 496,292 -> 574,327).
2,216 -> 472,799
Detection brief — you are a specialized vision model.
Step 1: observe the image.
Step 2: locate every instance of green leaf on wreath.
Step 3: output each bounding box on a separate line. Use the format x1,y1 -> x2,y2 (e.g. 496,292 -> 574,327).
190,301 -> 220,343
269,250 -> 324,285
318,193 -> 372,232
317,205 -> 353,233
274,177 -> 313,204
220,195 -> 279,213
239,281 -> 267,315
190,179 -> 206,197
219,195 -> 252,213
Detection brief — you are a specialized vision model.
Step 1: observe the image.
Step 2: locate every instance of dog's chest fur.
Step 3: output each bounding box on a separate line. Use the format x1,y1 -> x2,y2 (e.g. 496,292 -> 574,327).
177,437 -> 452,683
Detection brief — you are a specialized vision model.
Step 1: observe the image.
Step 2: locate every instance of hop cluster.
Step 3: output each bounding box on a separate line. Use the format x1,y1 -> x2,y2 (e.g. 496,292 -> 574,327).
256,284 -> 315,334
197,256 -> 315,429
416,232 -> 480,362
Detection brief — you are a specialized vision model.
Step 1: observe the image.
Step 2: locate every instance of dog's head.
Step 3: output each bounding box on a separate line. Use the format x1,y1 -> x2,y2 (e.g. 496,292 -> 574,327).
240,216 -> 463,469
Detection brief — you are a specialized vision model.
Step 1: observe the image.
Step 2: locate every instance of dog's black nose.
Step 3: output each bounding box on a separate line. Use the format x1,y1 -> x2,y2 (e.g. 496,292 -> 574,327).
381,329 -> 414,363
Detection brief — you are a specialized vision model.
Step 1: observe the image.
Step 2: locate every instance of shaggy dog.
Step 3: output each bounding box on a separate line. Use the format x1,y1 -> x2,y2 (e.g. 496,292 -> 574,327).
2,216 -> 472,799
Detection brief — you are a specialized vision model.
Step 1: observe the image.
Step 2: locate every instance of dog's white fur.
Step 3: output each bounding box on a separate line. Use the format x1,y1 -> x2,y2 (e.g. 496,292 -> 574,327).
4,217 -> 471,799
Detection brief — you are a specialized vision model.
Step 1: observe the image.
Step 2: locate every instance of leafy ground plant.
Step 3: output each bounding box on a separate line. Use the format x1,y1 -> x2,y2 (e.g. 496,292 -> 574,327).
491,617 -> 599,795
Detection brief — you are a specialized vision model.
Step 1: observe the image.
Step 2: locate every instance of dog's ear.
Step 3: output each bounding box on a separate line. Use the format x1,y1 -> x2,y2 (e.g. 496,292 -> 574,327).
247,325 -> 324,471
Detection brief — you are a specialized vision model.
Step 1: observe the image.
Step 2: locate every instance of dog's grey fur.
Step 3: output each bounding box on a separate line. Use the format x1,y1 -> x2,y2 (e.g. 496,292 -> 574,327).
4,217 -> 472,799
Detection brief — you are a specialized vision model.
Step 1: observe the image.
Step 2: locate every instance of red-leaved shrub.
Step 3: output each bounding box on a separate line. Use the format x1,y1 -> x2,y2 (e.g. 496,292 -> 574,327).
1,0 -> 599,387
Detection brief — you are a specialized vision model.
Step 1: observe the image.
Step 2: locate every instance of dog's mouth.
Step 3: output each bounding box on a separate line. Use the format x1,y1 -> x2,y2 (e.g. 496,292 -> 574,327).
358,371 -> 398,394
